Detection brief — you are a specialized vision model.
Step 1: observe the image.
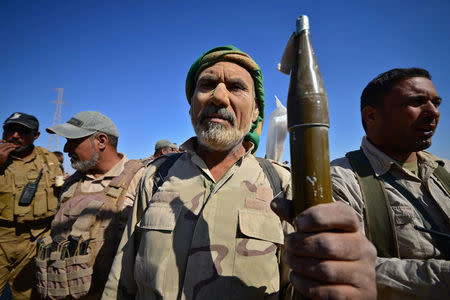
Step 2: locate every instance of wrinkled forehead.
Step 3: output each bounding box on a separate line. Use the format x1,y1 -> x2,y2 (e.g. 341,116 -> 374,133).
197,61 -> 254,85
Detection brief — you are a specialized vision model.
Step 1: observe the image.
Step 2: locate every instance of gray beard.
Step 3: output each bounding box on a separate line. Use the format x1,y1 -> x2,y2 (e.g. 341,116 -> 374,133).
71,140 -> 100,171
195,122 -> 246,151
192,107 -> 250,151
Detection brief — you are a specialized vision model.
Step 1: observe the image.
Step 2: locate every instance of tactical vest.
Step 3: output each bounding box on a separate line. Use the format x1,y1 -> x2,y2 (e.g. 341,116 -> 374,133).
0,146 -> 60,223
36,159 -> 144,299
346,149 -> 450,258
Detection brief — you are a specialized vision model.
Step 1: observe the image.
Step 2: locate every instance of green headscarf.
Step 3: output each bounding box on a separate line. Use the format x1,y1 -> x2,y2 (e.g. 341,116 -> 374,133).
185,45 -> 265,153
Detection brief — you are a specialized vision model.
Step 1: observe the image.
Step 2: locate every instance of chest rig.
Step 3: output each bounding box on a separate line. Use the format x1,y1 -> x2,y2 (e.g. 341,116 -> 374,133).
0,146 -> 59,222
36,159 -> 143,299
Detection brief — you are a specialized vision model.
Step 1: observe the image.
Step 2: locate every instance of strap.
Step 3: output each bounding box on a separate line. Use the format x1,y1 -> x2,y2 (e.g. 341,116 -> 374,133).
152,153 -> 183,195
105,160 -> 144,202
34,146 -> 49,167
382,171 -> 450,258
434,164 -> 450,195
346,150 -> 400,258
255,157 -> 283,199
150,154 -> 284,200
46,286 -> 70,297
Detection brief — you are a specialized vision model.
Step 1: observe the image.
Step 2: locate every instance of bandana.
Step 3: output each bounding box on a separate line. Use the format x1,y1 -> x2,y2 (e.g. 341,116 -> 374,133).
185,45 -> 265,153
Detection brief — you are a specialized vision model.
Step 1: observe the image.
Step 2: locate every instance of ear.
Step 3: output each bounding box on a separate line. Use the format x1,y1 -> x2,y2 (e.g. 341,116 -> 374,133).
362,106 -> 379,130
95,133 -> 108,151
252,103 -> 259,123
33,131 -> 40,141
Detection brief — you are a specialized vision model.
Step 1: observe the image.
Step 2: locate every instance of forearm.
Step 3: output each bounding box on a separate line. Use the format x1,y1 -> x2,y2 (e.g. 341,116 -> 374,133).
376,257 -> 450,299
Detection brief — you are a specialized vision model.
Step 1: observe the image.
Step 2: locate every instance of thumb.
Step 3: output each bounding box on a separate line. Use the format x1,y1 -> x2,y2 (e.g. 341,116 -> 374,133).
270,197 -> 295,224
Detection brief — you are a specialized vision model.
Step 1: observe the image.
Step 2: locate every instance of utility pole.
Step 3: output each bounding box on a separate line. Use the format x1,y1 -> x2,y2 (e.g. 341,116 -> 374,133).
47,88 -> 66,151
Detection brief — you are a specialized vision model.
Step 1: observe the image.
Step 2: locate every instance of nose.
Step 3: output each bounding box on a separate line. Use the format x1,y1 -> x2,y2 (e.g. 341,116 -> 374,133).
63,141 -> 70,153
10,131 -> 21,138
210,83 -> 230,107
423,100 -> 440,119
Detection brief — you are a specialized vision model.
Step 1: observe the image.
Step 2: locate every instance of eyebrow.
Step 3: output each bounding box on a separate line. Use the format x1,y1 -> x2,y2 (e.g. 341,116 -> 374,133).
409,94 -> 442,101
227,78 -> 249,88
197,74 -> 218,82
197,74 -> 250,88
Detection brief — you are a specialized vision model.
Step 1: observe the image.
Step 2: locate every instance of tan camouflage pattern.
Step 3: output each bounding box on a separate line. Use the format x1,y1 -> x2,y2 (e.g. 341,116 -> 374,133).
37,157 -> 144,299
331,136 -> 450,299
103,137 -> 294,300
0,146 -> 61,299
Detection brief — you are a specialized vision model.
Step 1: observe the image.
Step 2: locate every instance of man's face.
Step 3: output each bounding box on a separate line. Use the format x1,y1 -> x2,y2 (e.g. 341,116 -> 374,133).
190,61 -> 259,151
2,124 -> 39,153
63,134 -> 100,171
369,77 -> 441,155
56,155 -> 64,164
161,146 -> 178,155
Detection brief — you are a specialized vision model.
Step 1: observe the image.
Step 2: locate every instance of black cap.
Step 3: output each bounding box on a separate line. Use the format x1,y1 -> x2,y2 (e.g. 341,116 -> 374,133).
3,112 -> 39,131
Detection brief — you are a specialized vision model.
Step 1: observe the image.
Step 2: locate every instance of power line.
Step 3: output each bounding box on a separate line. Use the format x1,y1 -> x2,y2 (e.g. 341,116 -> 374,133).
47,88 -> 66,151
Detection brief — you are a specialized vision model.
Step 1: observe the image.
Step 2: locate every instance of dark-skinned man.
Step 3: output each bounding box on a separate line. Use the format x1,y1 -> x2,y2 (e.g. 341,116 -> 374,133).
0,112 -> 62,299
331,68 -> 449,299
36,111 -> 145,299
103,46 -> 377,300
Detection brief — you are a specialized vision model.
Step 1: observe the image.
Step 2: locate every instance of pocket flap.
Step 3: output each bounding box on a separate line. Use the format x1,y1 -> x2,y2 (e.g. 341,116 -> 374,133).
27,172 -> 39,180
238,209 -> 284,244
137,202 -> 182,231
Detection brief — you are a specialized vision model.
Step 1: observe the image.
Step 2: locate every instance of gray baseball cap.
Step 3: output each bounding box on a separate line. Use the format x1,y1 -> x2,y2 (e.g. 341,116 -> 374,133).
46,111 -> 119,139
155,139 -> 177,151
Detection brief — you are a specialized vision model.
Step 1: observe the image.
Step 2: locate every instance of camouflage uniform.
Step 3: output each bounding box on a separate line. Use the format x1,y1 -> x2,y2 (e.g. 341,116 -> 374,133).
0,146 -> 61,299
37,155 -> 145,299
103,138 -> 293,300
331,137 -> 450,299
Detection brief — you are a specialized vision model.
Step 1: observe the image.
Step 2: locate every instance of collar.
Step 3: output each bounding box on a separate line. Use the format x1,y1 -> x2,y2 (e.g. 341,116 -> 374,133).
360,136 -> 444,177
180,137 -> 254,182
181,137 -> 254,158
84,153 -> 127,182
9,145 -> 37,163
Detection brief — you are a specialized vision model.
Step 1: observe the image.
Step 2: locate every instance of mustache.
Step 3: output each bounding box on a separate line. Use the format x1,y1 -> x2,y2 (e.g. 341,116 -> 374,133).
198,106 -> 236,126
5,138 -> 23,145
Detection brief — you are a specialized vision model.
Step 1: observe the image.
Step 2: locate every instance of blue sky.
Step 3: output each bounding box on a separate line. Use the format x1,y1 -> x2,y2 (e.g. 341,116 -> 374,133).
1,0 -> 449,173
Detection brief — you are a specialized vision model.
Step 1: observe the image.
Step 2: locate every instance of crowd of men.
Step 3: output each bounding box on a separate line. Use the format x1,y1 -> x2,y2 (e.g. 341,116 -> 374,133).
0,45 -> 448,300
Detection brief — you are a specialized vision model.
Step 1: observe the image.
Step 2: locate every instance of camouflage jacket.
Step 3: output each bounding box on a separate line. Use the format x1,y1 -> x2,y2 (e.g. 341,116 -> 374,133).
331,137 -> 450,299
103,138 -> 293,300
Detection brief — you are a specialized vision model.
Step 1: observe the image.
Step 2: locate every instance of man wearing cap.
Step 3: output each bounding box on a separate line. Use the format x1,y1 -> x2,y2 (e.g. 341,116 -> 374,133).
103,46 -> 376,300
39,111 -> 145,299
142,140 -> 179,165
153,139 -> 178,158
0,112 -> 62,299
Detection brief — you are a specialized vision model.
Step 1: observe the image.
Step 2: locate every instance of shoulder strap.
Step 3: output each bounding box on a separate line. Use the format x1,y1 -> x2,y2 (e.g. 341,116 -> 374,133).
434,164 -> 450,195
346,149 -> 400,258
255,157 -> 283,199
152,153 -> 183,195
105,160 -> 144,202
149,154 -> 283,200
33,146 -> 49,171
